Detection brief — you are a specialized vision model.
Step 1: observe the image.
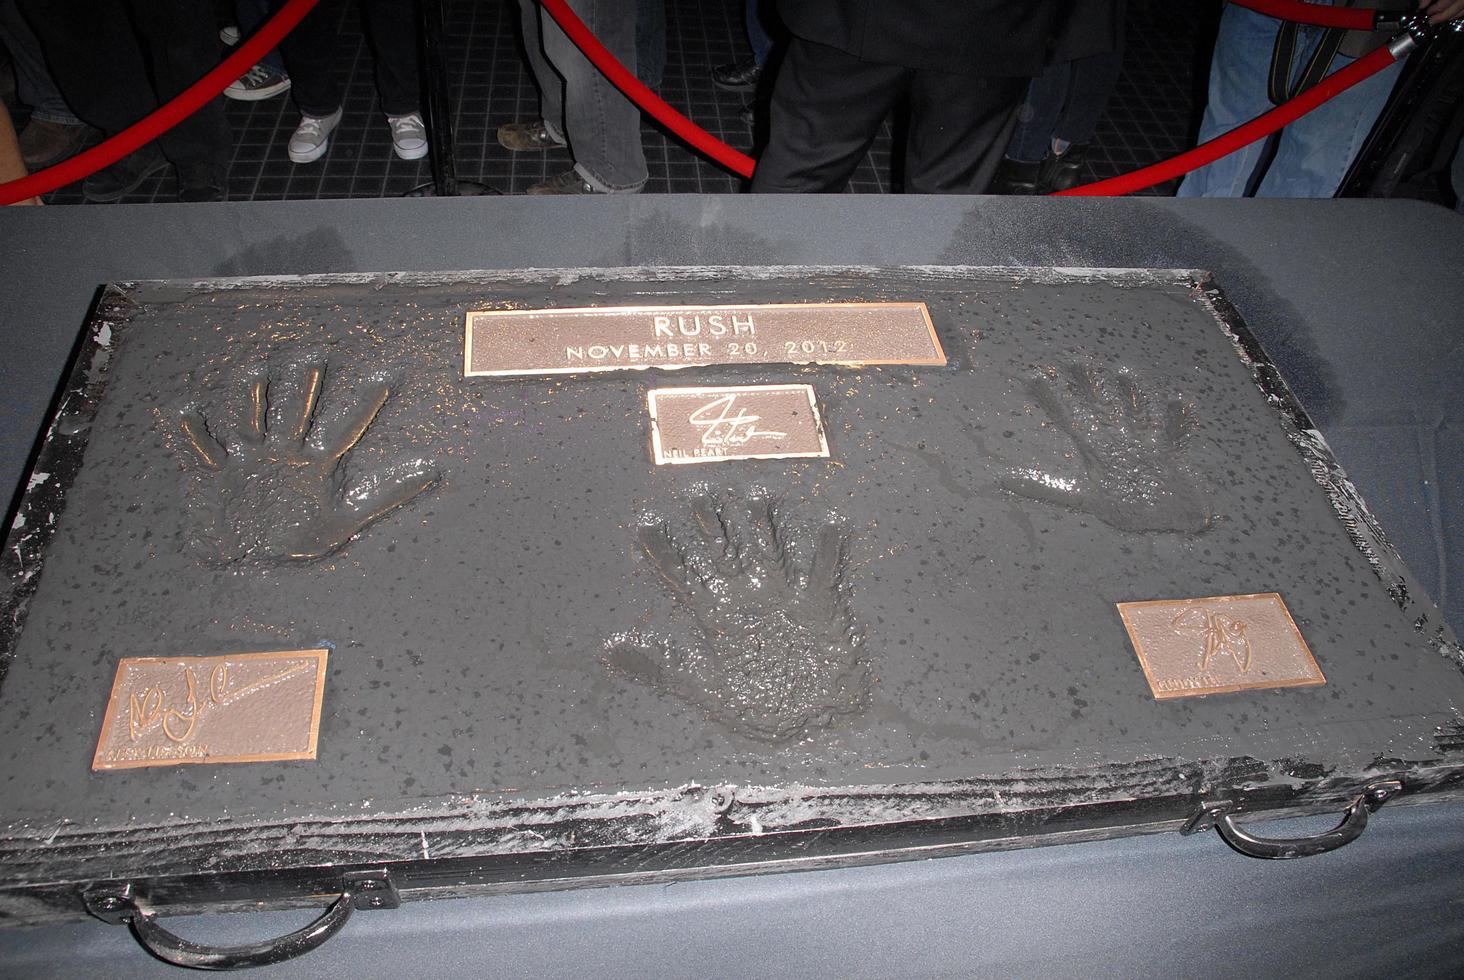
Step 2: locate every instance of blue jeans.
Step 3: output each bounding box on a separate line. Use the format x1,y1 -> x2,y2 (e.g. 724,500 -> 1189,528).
1178,3 -> 1403,198
0,0 -> 82,124
747,0 -> 773,67
519,0 -> 647,192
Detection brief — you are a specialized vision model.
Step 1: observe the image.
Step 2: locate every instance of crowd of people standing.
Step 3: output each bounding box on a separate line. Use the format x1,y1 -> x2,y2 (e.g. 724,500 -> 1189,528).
2,0 -> 1462,204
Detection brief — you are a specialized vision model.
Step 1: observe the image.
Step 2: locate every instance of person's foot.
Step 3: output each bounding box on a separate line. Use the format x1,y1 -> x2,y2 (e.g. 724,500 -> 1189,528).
82,144 -> 169,203
19,118 -> 92,170
526,169 -> 601,195
712,58 -> 760,91
1039,143 -> 1090,193
288,108 -> 343,164
497,119 -> 566,151
387,112 -> 428,161
177,166 -> 226,203
987,157 -> 1044,195
225,64 -> 292,101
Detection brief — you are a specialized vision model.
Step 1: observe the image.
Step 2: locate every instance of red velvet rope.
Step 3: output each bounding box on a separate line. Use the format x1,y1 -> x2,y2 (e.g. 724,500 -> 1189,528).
1055,43 -> 1399,196
1227,0 -> 1377,31
0,0 -> 320,205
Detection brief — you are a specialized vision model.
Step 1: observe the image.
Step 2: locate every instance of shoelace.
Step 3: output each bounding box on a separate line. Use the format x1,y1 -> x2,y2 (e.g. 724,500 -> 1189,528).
390,115 -> 424,138
295,117 -> 328,140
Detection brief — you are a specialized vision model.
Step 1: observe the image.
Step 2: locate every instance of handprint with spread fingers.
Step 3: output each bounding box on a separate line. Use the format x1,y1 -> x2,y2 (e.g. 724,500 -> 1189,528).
1000,361 -> 1212,533
172,358 -> 440,563
606,488 -> 870,742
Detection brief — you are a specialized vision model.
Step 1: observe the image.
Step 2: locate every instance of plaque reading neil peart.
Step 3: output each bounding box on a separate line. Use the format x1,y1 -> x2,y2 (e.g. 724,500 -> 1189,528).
648,384 -> 830,465
1117,593 -> 1326,700
92,649 -> 329,770
463,302 -> 946,377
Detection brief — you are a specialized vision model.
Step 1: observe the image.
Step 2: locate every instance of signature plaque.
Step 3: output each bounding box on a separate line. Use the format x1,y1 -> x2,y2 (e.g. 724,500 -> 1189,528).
464,302 -> 946,377
1117,593 -> 1325,700
648,384 -> 830,465
92,649 -> 329,770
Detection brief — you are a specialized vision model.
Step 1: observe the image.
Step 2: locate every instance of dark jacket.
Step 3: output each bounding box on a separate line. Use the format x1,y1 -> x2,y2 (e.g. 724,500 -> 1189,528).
778,0 -> 1068,77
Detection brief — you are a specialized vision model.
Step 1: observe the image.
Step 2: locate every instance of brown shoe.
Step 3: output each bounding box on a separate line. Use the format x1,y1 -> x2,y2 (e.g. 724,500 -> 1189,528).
497,119 -> 566,152
19,118 -> 93,170
525,169 -> 599,195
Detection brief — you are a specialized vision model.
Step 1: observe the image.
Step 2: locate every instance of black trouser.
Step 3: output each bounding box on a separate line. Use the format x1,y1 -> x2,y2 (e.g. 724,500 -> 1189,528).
279,0 -> 420,117
17,0 -> 231,180
752,37 -> 1028,194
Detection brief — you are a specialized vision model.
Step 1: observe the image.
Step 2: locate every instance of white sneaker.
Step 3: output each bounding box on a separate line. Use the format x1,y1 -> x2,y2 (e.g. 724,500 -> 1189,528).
387,112 -> 428,161
288,108 -> 343,164
220,25 -> 240,46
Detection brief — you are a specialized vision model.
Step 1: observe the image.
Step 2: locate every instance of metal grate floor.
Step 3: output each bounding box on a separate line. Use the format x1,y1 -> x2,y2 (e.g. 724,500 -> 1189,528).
25,0 -> 1207,204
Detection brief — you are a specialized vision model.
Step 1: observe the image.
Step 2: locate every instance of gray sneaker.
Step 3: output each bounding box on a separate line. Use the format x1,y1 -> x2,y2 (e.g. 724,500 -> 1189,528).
526,170 -> 600,195
387,112 -> 428,161
226,64 -> 291,102
497,119 -> 566,152
288,108 -> 343,164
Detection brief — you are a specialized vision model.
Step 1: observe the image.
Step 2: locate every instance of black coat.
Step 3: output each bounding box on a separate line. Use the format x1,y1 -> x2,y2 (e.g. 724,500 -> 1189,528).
777,0 -> 1069,77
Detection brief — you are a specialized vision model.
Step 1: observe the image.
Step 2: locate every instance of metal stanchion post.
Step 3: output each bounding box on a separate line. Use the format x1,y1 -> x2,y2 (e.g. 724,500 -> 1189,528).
407,0 -> 497,197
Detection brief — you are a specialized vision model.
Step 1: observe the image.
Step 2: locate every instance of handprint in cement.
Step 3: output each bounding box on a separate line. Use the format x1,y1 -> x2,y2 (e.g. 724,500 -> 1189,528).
173,358 -> 440,563
607,488 -> 870,742
1001,361 -> 1212,533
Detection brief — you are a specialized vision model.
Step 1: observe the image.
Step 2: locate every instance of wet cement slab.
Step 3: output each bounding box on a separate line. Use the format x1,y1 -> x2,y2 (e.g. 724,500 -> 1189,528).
2,266 -> 1460,837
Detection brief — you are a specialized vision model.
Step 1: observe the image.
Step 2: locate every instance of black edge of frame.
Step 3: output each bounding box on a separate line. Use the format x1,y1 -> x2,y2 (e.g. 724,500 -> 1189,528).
0,284 -> 132,696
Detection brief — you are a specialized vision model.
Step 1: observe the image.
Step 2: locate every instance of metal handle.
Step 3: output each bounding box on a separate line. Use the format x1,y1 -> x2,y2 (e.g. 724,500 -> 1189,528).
1183,780 -> 1402,860
130,893 -> 354,970
84,870 -> 397,970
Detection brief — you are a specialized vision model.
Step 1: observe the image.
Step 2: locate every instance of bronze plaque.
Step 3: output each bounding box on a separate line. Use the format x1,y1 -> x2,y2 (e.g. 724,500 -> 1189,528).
1117,593 -> 1325,700
647,384 -> 830,465
463,302 -> 946,377
92,649 -> 329,770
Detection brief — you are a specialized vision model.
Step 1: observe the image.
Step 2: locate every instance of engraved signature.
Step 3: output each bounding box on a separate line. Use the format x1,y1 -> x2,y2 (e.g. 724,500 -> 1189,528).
687,394 -> 787,448
1171,608 -> 1253,673
128,661 -> 313,744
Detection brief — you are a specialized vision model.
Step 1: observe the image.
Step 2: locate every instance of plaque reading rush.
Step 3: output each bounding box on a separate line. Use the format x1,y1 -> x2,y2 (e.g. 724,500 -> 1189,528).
2,266 -> 1461,926
463,302 -> 946,376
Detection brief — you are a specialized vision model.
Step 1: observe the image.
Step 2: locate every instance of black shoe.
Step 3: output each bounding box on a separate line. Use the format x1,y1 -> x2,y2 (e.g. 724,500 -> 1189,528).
1039,143 -> 1090,193
82,144 -> 170,203
987,158 -> 1044,195
19,118 -> 94,170
177,167 -> 225,203
712,58 -> 761,91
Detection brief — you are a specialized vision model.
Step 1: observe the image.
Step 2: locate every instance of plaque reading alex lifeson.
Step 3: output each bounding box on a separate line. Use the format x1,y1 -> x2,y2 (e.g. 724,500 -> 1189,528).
464,302 -> 946,376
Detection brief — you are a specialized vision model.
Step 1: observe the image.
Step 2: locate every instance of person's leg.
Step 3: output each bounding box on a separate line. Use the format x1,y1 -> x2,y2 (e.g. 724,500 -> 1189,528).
905,68 -> 1026,194
236,0 -> 286,75
1176,4 -> 1281,198
541,0 -> 646,192
518,0 -> 564,139
17,0 -> 171,198
752,37 -> 905,193
746,0 -> 774,67
126,0 -> 233,192
1052,48 -> 1124,149
1256,41 -> 1403,198
359,0 -> 419,116
279,0 -> 343,116
636,0 -> 665,89
1006,63 -> 1072,164
0,0 -> 81,124
1453,132 -> 1464,213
